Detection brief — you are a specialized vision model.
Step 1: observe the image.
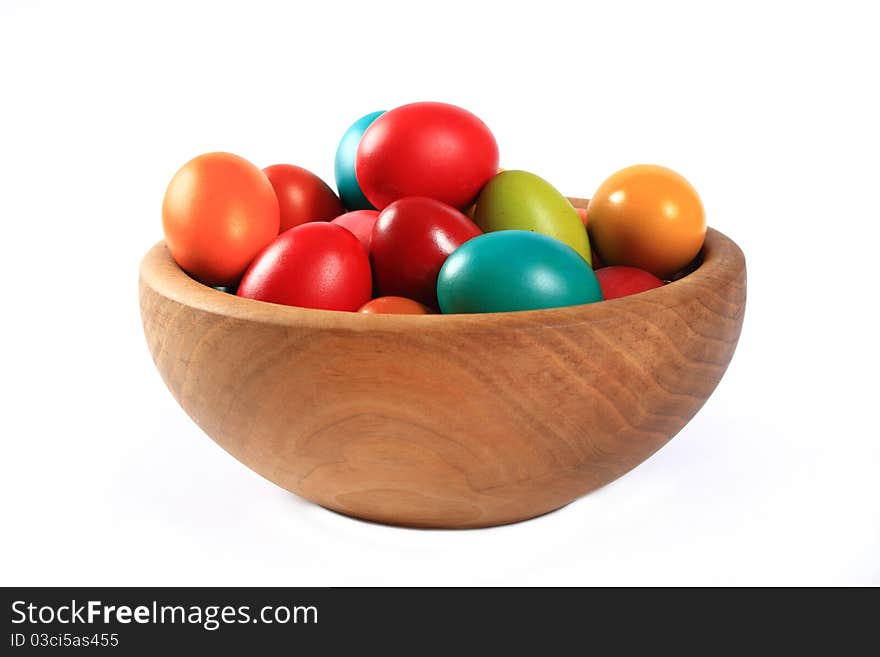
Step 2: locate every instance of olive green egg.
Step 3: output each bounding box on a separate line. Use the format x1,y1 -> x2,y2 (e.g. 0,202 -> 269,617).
474,170 -> 592,264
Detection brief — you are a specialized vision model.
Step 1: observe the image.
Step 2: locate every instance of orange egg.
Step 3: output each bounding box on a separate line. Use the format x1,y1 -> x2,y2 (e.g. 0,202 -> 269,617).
586,165 -> 706,279
162,152 -> 280,286
358,296 -> 434,314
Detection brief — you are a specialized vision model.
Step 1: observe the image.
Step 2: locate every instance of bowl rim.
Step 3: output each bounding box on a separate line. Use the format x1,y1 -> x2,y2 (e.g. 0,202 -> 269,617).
139,198 -> 745,333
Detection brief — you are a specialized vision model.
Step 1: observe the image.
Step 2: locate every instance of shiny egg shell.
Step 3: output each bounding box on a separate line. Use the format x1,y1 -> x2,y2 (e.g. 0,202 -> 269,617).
474,170 -> 591,264
437,230 -> 602,314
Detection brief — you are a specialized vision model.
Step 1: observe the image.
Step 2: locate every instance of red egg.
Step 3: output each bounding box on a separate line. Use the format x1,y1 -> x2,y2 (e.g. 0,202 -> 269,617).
330,210 -> 379,254
355,102 -> 499,210
594,266 -> 664,300
237,222 -> 372,311
358,296 -> 434,315
371,196 -> 482,307
263,164 -> 344,232
575,206 -> 588,228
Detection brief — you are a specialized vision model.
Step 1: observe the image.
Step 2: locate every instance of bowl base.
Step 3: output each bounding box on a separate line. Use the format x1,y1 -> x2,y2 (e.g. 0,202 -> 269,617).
317,499 -> 574,530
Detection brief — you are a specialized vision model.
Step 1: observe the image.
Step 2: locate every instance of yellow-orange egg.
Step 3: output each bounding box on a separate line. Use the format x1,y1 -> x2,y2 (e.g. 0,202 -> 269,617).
586,165 -> 706,279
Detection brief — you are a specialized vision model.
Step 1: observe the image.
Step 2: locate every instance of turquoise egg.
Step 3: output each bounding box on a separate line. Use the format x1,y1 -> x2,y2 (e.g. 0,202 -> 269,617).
334,110 -> 384,211
437,230 -> 603,314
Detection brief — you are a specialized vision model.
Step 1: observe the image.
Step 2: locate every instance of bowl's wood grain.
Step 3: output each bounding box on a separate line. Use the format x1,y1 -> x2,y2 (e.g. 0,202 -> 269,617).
139,199 -> 746,528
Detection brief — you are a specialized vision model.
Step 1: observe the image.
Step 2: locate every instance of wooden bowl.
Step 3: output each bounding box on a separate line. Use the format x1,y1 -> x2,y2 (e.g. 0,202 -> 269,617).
139,199 -> 746,529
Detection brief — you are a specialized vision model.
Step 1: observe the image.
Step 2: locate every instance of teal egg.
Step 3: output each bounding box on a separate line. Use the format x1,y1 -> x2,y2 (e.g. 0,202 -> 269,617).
334,111 -> 384,210
437,230 -> 603,314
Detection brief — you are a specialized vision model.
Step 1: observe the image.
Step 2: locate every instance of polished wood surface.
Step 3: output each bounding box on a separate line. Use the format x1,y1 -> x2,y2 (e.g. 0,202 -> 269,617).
139,199 -> 746,528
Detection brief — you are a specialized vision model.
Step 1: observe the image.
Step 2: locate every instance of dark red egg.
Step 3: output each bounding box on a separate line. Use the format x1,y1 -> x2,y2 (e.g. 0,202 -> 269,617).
263,164 -> 344,232
371,196 -> 482,307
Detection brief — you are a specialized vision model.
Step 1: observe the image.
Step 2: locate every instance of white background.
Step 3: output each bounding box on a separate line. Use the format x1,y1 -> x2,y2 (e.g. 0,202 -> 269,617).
1,0 -> 878,586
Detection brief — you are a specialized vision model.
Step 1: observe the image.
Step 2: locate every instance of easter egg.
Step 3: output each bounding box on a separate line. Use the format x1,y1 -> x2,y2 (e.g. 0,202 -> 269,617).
331,210 -> 379,254
334,110 -> 384,211
263,164 -> 344,232
356,102 -> 499,210
595,266 -> 664,300
474,170 -> 591,264
371,196 -> 482,308
237,222 -> 371,311
575,206 -> 588,227
358,296 -> 434,314
162,152 -> 280,287
587,165 -> 706,279
437,230 -> 602,314
465,168 -> 504,219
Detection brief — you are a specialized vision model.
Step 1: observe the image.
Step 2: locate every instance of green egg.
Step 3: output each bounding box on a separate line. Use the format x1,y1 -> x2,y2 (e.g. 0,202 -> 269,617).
474,170 -> 592,264
437,230 -> 603,314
